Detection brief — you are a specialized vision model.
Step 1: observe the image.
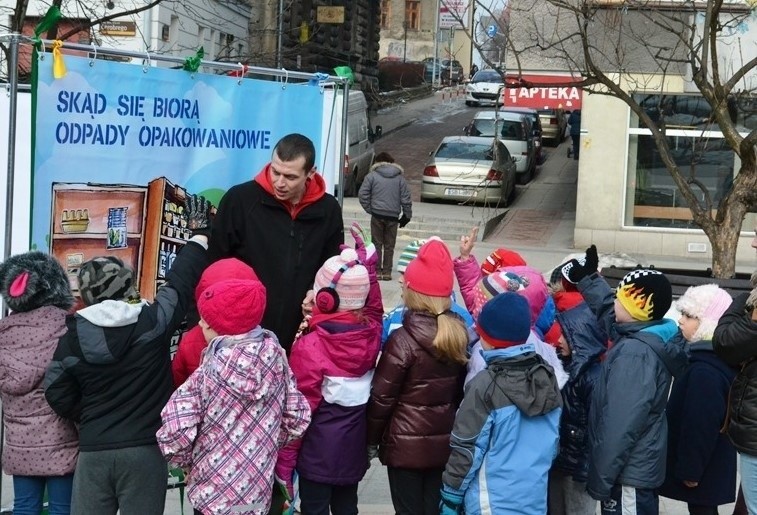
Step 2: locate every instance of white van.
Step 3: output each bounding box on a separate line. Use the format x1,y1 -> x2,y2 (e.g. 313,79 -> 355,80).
319,90 -> 381,197
463,110 -> 536,184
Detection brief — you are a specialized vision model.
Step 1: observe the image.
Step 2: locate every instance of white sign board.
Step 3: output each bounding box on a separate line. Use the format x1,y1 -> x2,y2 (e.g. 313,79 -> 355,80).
440,0 -> 468,29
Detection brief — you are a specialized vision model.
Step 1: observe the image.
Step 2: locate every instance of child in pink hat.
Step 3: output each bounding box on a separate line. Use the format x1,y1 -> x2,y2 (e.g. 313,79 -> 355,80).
368,238 -> 469,513
660,284 -> 737,514
157,278 -> 311,515
276,223 -> 383,514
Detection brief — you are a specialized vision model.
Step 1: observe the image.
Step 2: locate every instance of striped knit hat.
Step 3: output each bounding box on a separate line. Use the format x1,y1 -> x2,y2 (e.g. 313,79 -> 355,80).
481,248 -> 527,275
397,239 -> 426,274
472,270 -> 527,318
78,256 -> 140,306
313,248 -> 370,311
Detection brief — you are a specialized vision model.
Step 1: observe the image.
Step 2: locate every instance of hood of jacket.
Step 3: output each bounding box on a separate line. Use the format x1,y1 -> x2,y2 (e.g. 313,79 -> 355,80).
402,310 -> 445,358
74,300 -> 148,364
204,327 -> 282,399
557,302 -> 607,379
370,162 -> 404,178
254,162 -> 326,219
617,318 -> 688,378
312,321 -> 381,376
482,344 -> 562,417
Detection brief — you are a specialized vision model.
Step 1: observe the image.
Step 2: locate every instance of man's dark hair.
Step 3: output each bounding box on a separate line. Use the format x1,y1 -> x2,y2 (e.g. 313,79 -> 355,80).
273,133 -> 316,172
373,152 -> 395,164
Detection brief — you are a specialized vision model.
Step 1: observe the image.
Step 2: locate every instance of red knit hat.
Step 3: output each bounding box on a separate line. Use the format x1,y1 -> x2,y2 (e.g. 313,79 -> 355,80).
404,238 -> 454,297
198,279 -> 267,335
480,247 -> 527,275
195,258 -> 258,301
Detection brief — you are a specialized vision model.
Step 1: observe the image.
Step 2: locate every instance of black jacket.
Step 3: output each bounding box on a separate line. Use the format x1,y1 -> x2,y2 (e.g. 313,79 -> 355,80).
714,292 -> 757,455
208,180 -> 343,351
660,341 -> 737,506
552,302 -> 607,482
44,241 -> 208,451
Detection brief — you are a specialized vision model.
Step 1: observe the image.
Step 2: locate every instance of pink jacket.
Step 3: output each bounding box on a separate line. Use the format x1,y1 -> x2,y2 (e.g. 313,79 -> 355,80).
157,328 -> 310,515
0,306 -> 78,476
276,279 -> 383,485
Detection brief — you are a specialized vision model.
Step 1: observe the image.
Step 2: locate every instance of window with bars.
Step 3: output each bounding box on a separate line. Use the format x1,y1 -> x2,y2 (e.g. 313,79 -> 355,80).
381,0 -> 391,29
406,1 -> 420,30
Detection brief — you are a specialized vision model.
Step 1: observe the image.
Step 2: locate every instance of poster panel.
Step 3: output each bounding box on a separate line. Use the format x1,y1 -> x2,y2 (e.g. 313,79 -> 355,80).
32,54 -> 325,251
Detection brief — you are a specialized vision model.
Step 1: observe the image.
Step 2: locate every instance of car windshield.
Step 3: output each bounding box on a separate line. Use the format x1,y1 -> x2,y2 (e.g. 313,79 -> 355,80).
473,71 -> 502,83
435,142 -> 494,160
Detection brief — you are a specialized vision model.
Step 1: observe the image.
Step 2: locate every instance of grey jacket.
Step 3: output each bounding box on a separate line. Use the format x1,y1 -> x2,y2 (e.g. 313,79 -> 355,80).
578,274 -> 688,500
359,162 -> 412,220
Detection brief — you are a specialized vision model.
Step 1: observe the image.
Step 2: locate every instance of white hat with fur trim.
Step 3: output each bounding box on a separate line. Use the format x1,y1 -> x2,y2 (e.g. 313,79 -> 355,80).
676,284 -> 733,342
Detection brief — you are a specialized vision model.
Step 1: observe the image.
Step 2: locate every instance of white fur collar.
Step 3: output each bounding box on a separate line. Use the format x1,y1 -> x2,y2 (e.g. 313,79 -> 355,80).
77,299 -> 148,327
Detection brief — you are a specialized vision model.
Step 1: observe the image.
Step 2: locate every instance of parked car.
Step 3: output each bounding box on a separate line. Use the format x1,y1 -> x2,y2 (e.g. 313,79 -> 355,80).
500,106 -> 544,165
421,136 -> 516,205
422,59 -> 442,83
422,58 -> 465,85
463,111 -> 536,184
465,70 -> 505,107
538,108 -> 567,146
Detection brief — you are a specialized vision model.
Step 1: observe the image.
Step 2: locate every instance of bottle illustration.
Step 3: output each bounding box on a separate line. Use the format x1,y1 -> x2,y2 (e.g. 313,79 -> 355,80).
158,242 -> 167,279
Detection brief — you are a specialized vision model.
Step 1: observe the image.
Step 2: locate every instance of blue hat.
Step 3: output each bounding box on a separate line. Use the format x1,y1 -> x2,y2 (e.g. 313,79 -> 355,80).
476,292 -> 531,348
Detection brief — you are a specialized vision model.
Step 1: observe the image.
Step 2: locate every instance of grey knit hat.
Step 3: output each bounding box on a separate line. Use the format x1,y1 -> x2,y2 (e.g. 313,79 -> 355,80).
0,251 -> 74,312
77,256 -> 140,306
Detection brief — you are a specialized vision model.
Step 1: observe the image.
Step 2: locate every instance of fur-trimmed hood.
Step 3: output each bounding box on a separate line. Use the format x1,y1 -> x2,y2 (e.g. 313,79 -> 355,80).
0,251 -> 73,313
370,161 -> 404,177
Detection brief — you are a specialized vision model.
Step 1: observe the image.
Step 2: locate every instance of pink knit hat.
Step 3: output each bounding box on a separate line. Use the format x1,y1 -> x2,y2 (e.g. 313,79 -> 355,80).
313,248 -> 370,311
676,284 -> 733,341
198,279 -> 267,335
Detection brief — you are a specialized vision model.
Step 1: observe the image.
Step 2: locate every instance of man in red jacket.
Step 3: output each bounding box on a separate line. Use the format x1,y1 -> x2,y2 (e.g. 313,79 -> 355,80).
208,133 -> 344,355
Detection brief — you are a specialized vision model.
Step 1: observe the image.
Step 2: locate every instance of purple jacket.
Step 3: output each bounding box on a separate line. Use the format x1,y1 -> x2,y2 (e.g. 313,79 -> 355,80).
0,306 -> 78,476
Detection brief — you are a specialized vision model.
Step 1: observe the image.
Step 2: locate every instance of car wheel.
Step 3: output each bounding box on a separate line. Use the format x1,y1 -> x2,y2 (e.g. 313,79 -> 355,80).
465,101 -> 473,107
516,167 -> 533,185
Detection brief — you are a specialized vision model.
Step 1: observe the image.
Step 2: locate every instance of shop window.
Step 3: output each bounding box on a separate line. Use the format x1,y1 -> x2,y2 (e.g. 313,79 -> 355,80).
625,133 -> 739,228
381,0 -> 391,29
405,1 -> 420,30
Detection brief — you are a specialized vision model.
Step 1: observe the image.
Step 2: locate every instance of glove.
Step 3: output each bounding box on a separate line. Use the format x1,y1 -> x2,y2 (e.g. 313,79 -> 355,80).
566,244 -> 599,284
186,194 -> 212,237
439,485 -> 464,515
274,472 -> 294,502
350,222 -> 378,281
399,215 -> 411,228
367,444 -> 379,461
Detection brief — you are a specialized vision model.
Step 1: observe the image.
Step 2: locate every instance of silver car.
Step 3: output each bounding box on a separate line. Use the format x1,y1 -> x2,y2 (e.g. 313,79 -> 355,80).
421,136 -> 517,205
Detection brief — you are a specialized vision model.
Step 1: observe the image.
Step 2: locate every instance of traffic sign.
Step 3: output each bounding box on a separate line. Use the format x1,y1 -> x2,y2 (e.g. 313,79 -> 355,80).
486,24 -> 497,38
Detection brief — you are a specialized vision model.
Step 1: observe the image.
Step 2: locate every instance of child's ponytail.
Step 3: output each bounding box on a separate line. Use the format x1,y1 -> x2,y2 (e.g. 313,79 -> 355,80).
404,288 -> 468,364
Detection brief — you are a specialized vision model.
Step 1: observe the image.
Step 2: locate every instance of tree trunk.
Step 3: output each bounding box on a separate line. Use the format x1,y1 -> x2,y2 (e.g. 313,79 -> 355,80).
707,199 -> 748,279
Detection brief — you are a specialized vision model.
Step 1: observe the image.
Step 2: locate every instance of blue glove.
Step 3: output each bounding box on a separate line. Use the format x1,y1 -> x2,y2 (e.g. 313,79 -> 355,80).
439,485 -> 464,515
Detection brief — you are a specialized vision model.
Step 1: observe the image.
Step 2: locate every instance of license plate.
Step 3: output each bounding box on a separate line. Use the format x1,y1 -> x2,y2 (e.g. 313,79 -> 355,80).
445,188 -> 473,197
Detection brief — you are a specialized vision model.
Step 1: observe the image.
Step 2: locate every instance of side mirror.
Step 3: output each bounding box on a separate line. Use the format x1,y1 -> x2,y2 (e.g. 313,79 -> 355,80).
511,156 -> 517,163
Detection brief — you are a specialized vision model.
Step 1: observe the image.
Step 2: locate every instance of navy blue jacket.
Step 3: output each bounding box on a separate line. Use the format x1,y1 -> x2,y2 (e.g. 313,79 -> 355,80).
659,341 -> 737,506
552,302 -> 607,482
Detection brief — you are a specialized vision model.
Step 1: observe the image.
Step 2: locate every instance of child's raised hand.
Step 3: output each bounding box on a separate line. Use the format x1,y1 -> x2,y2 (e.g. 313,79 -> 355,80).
459,226 -> 479,260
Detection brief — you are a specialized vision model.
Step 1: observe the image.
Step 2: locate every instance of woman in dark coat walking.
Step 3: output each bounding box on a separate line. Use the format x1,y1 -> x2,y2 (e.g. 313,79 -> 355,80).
660,284 -> 737,515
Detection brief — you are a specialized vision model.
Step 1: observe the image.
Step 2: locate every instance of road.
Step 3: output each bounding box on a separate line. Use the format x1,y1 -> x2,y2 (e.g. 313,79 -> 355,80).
373,101 -> 562,203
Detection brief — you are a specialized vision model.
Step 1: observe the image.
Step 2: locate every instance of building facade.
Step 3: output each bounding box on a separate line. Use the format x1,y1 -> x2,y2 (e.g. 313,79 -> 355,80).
378,0 -> 473,77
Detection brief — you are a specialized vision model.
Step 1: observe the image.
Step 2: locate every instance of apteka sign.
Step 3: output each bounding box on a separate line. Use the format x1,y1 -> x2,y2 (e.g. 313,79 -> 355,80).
503,74 -> 583,110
